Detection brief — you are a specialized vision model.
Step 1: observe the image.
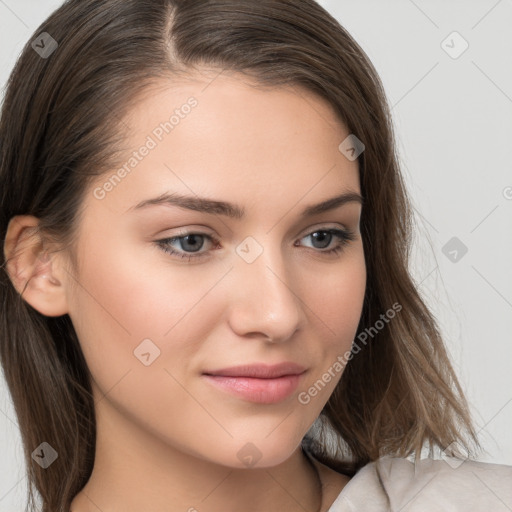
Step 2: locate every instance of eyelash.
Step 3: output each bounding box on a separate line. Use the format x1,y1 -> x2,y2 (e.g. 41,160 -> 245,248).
154,227 -> 356,262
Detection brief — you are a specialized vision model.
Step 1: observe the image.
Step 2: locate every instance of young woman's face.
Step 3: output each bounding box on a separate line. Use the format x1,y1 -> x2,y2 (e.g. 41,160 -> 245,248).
63,70 -> 366,468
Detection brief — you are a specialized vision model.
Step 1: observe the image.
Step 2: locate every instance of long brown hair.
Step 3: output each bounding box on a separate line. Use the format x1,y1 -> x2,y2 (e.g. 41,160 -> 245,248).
0,1 -> 479,511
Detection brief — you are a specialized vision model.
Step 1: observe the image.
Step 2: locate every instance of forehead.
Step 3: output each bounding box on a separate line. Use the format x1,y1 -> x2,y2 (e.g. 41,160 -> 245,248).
122,68 -> 352,157
87,69 -> 361,217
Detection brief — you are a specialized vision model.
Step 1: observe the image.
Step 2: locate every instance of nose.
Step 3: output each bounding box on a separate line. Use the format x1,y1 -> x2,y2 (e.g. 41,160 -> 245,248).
226,241 -> 305,343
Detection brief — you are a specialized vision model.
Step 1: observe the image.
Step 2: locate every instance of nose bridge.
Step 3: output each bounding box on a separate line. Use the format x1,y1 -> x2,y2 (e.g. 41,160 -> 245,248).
227,234 -> 303,341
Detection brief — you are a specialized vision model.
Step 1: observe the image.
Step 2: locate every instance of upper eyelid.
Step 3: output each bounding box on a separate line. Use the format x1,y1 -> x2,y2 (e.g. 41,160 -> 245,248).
160,221 -> 352,239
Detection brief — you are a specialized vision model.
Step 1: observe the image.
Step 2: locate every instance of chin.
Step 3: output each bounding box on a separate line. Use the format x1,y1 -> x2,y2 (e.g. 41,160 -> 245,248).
203,436 -> 301,470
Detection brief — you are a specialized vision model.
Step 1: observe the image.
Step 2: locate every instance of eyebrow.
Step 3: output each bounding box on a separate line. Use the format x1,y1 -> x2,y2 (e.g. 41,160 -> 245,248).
128,190 -> 363,219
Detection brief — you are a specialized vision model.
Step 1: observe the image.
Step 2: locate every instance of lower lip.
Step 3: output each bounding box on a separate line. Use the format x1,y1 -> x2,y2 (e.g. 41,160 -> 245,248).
202,373 -> 304,404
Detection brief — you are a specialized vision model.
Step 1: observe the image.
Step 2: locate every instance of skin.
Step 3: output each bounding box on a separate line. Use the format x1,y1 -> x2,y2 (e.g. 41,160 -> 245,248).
4,69 -> 366,512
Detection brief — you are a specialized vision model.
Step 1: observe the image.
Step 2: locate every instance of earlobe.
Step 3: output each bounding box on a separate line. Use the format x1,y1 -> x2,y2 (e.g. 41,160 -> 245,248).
3,215 -> 69,317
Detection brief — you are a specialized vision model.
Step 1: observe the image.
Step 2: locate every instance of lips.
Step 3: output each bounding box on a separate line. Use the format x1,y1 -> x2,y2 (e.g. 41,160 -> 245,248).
202,362 -> 307,404
202,362 -> 307,379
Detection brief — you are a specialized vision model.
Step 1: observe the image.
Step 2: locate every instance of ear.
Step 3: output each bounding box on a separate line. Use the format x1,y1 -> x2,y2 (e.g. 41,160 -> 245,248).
3,215 -> 69,317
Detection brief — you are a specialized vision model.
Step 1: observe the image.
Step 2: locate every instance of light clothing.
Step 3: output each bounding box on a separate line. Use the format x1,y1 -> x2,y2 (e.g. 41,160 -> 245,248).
325,456 -> 512,511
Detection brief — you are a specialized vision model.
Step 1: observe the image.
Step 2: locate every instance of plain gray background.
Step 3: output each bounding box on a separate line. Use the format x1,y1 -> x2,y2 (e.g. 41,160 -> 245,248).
1,0 -> 511,510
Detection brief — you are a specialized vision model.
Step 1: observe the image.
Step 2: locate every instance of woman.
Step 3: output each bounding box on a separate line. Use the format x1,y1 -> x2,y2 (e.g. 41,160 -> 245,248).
0,1 -> 510,511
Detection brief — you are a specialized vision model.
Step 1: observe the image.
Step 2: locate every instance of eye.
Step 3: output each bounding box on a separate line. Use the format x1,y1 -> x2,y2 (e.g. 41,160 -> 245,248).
296,228 -> 356,255
155,232 -> 218,261
154,227 -> 356,262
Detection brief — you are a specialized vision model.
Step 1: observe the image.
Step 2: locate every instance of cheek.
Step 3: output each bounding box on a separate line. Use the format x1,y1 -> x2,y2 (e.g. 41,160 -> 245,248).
308,247 -> 367,350
65,243 -> 217,444
290,247 -> 366,403
70,235 -> 213,333
336,264 -> 366,345
66,238 -> 227,384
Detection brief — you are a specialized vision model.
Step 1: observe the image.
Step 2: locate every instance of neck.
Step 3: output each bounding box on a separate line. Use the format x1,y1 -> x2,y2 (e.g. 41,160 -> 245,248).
70,399 -> 323,512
